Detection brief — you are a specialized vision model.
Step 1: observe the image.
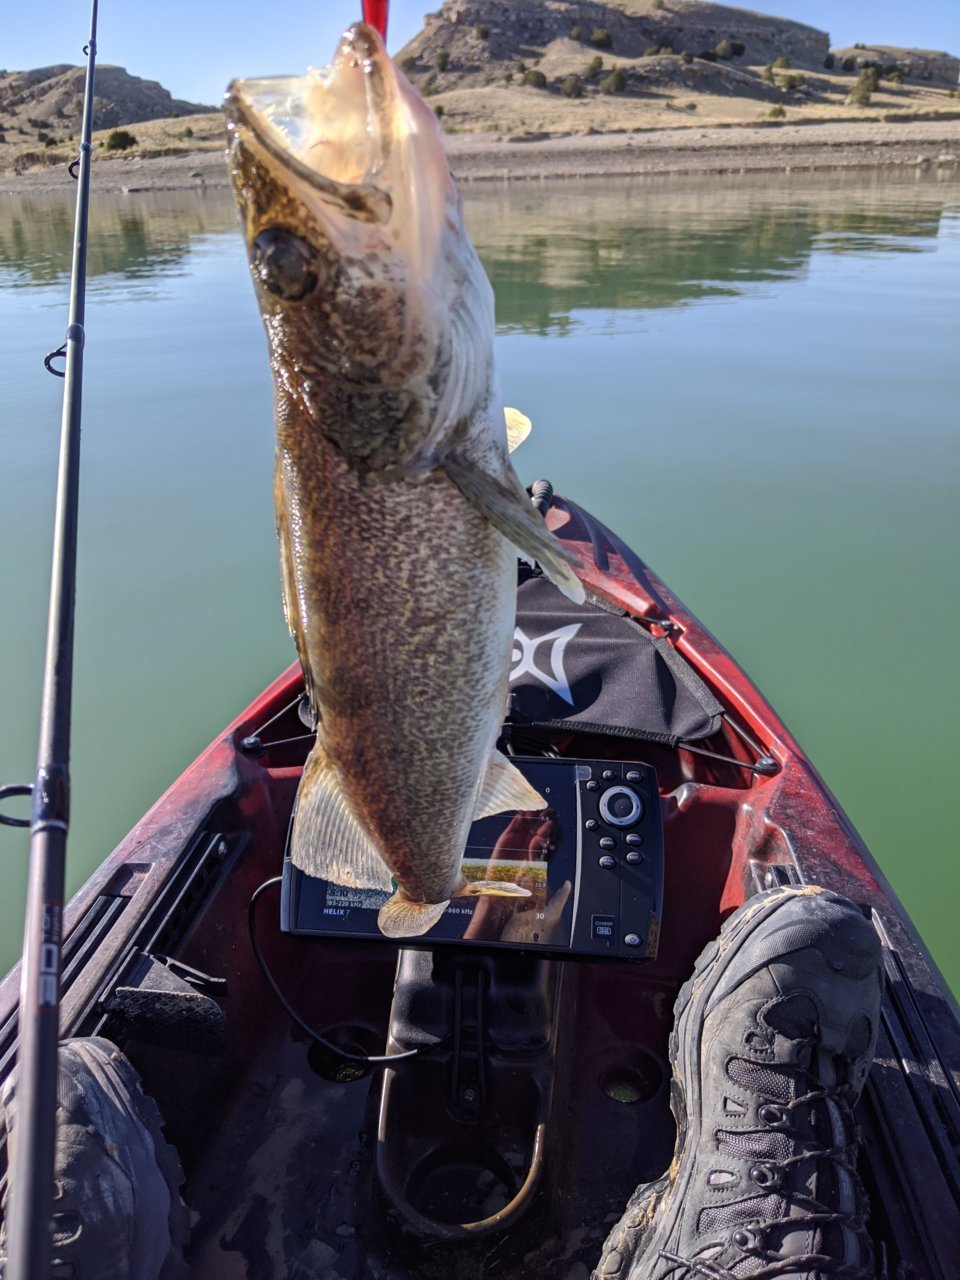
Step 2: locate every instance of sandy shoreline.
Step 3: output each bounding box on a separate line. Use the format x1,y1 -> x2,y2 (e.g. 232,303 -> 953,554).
3,118 -> 959,195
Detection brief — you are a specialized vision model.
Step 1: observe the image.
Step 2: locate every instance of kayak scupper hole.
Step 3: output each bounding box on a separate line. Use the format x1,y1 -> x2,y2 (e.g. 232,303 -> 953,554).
307,1024 -> 382,1082
599,1055 -> 662,1105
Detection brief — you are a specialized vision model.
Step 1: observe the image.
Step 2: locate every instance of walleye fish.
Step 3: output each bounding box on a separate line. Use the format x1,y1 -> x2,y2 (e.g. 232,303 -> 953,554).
225,23 -> 584,938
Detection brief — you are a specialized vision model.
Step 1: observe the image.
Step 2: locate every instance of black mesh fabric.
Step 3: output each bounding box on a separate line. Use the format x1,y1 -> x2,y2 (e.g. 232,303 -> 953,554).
726,1058 -> 796,1103
698,1193 -> 785,1232
509,571 -> 724,746
717,1129 -> 793,1161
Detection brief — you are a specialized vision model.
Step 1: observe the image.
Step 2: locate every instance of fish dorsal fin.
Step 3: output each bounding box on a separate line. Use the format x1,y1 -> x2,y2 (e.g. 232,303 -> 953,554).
443,452 -> 586,604
474,748 -> 549,820
290,744 -> 394,890
504,407 -> 531,452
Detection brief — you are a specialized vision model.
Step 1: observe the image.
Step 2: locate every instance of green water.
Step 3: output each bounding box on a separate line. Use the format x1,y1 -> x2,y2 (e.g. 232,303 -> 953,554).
1,170 -> 958,990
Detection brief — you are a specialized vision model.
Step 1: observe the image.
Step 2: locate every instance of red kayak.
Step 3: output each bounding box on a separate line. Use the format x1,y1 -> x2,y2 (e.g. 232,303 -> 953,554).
1,491 -> 956,1277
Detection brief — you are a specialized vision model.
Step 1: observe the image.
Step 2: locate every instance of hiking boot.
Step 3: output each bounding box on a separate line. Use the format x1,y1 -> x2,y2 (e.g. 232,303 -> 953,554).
594,886 -> 884,1280
1,1037 -> 189,1279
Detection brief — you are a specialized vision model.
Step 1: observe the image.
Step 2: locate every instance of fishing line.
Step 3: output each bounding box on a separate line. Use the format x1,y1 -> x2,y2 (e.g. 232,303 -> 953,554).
247,877 -> 423,1068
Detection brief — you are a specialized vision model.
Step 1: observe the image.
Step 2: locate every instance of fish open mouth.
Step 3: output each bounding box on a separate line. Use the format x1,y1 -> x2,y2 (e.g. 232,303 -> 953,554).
225,22 -> 396,225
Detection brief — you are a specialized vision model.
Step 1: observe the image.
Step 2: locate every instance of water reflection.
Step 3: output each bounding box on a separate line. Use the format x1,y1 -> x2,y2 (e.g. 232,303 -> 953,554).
463,174 -> 951,334
0,191 -> 239,292
0,173 -> 952,320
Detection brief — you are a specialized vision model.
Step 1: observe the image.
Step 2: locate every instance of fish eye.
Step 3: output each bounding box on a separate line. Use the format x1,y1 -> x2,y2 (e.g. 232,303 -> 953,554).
251,228 -> 319,301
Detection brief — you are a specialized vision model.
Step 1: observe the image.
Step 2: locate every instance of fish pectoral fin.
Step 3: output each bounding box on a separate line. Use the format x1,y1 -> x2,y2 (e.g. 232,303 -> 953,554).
474,748 -> 548,819
378,893 -> 449,938
504,407 -> 531,452
443,452 -> 586,604
291,744 -> 394,890
460,881 -> 532,899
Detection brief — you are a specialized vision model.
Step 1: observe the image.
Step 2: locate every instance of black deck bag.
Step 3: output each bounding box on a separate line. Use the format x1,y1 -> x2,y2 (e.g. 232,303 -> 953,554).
508,570 -> 724,747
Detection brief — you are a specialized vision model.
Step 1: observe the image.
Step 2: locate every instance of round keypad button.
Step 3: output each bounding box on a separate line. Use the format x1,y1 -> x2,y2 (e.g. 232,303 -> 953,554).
599,786 -> 643,828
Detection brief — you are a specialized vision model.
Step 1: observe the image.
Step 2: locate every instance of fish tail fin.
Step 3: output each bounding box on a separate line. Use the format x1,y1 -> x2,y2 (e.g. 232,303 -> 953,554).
291,743 -> 394,890
377,892 -> 449,938
460,881 -> 532,899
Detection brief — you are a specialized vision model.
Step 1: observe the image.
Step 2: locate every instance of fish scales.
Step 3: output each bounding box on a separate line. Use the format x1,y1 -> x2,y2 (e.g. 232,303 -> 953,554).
279,418 -> 515,907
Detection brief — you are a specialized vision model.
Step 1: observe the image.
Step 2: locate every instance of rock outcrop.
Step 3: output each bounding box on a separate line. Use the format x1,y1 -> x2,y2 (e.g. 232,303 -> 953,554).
396,0 -> 832,85
0,63 -> 214,137
832,46 -> 959,86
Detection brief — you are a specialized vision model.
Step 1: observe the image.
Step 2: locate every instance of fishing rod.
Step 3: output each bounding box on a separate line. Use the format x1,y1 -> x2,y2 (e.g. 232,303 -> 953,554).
3,2 -> 99,1275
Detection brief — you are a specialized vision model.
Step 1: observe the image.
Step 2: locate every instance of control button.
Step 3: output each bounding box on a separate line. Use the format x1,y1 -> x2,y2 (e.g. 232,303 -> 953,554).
625,833 -> 643,847
598,836 -> 617,850
624,933 -> 642,948
599,786 -> 644,828
598,855 -> 616,869
602,769 -> 616,781
585,819 -> 599,831
626,851 -> 644,865
592,915 -> 616,940
626,770 -> 642,782
586,780 -> 599,791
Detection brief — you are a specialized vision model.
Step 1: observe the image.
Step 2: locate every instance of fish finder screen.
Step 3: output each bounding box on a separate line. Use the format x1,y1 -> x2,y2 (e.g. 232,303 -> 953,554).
283,760 -> 579,950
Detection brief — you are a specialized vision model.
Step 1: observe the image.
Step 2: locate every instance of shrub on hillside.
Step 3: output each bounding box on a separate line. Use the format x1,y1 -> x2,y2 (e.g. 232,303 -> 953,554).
180,126 -> 194,138
652,0 -> 665,8
586,55 -> 604,76
590,29 -> 612,49
715,39 -> 733,59
570,25 -> 582,40
523,69 -> 547,88
887,69 -> 903,85
773,56 -> 790,69
769,105 -> 786,118
849,67 -> 876,105
730,40 -> 745,56
761,65 -> 775,82
824,53 -> 835,69
434,50 -> 450,71
699,50 -> 717,62
561,75 -> 583,97
681,51 -> 693,64
105,129 -> 137,151
400,55 -> 416,71
842,57 -> 856,72
434,104 -> 444,117
44,136 -> 57,148
599,67 -> 626,94
643,46 -> 658,57
475,25 -> 489,39
780,73 -> 805,90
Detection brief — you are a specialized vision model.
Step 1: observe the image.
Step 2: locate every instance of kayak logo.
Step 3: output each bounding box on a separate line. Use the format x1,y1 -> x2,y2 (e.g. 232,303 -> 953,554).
510,624 -> 581,706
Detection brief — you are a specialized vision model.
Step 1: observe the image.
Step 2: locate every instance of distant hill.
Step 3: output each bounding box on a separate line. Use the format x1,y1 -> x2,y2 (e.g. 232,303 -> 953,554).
0,63 -> 214,146
830,46 -> 958,85
393,0 -> 959,134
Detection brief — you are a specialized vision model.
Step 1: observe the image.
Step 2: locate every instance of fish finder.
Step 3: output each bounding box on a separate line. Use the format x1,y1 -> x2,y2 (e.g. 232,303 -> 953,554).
280,757 -> 664,960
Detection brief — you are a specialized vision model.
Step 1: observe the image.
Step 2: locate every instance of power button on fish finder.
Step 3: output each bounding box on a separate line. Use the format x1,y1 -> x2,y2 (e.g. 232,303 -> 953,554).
599,786 -> 644,828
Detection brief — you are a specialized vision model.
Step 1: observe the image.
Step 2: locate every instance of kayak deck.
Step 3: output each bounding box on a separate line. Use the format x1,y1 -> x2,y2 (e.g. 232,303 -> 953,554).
1,496 -> 958,1276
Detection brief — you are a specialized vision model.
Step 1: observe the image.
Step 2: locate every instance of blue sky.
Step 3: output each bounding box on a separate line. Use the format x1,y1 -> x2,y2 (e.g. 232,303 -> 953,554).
5,1 -> 958,106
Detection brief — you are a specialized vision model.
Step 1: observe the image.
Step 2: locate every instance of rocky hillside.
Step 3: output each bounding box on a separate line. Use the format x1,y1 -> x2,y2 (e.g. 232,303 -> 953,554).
0,63 -> 214,148
394,0 -> 958,134
396,0 -> 831,88
831,46 -> 959,85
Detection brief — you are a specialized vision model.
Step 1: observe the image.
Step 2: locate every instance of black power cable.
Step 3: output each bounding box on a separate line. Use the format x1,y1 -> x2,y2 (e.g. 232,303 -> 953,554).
246,876 -> 422,1068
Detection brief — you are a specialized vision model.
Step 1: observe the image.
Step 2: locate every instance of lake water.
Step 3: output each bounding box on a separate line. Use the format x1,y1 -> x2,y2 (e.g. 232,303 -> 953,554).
1,169 -> 958,991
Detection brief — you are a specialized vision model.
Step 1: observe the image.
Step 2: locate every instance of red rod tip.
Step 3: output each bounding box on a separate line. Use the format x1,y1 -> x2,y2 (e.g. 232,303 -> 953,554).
362,0 -> 389,40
